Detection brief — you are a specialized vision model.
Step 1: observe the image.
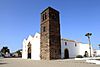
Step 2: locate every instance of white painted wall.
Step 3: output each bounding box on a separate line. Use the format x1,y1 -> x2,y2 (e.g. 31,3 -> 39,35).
31,33 -> 40,60
61,39 -> 78,58
22,39 -> 27,59
95,50 -> 100,56
61,38 -> 93,58
22,33 -> 40,60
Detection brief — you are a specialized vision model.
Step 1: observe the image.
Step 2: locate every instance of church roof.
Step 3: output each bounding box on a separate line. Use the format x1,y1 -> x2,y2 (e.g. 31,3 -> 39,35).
41,6 -> 59,14
61,38 -> 75,42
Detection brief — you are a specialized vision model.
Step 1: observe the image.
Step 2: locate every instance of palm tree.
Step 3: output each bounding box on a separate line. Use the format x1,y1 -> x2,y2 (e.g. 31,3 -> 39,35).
98,44 -> 100,49
85,33 -> 92,57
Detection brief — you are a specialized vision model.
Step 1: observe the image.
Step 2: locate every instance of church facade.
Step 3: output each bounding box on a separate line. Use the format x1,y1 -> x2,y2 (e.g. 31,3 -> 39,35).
22,7 -> 94,60
22,33 -> 94,60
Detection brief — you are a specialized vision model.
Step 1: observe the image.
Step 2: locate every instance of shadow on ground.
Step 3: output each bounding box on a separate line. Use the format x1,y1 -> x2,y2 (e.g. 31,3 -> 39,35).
0,63 -> 7,65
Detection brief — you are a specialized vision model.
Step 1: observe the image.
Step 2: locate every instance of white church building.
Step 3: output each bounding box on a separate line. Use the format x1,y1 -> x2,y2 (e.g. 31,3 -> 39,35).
22,33 -> 94,60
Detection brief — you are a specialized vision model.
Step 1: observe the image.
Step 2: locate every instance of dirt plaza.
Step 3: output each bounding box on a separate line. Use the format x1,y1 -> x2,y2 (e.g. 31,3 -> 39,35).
0,58 -> 100,67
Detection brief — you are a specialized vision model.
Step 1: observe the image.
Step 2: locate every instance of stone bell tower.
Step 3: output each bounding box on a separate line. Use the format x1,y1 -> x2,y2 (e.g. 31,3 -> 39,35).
40,7 -> 61,60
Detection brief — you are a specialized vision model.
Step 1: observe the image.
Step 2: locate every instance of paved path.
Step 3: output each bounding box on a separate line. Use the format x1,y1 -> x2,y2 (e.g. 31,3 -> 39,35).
0,58 -> 100,67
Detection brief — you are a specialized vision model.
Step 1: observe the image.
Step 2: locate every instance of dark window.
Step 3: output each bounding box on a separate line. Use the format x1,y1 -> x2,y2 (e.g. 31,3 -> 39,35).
55,50 -> 57,53
52,15 -> 56,19
43,26 -> 46,32
65,42 -> 67,45
75,43 -> 77,47
50,36 -> 57,43
42,12 -> 47,21
43,14 -> 45,21
50,13 -> 57,21
45,13 -> 47,19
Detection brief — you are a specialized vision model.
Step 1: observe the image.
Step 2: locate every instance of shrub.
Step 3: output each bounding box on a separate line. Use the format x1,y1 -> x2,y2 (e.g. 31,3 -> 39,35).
96,55 -> 100,57
76,55 -> 83,58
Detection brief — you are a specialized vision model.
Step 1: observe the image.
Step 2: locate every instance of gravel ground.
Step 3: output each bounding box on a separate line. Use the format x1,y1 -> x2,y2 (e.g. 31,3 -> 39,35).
0,58 -> 100,67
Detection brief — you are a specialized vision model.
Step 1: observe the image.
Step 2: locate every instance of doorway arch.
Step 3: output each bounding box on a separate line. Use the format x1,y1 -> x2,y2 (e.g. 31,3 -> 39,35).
27,42 -> 31,59
64,48 -> 69,59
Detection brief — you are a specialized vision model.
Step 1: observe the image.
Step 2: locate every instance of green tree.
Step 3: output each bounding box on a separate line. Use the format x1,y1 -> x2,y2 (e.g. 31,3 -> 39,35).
16,49 -> 22,57
0,47 -> 10,55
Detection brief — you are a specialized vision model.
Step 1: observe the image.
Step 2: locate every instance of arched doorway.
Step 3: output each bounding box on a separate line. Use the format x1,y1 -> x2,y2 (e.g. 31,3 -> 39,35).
27,42 -> 31,59
84,51 -> 89,57
64,48 -> 69,59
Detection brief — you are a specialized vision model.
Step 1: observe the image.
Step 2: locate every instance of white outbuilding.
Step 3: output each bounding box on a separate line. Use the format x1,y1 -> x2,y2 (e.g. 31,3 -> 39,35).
61,38 -> 94,59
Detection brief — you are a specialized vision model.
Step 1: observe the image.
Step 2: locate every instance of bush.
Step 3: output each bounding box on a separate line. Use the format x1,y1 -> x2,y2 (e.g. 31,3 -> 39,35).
76,55 -> 83,58
96,55 -> 100,57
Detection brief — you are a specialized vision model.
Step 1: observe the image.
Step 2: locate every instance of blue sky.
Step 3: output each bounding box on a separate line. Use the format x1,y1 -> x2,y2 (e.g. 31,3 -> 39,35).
0,0 -> 100,52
